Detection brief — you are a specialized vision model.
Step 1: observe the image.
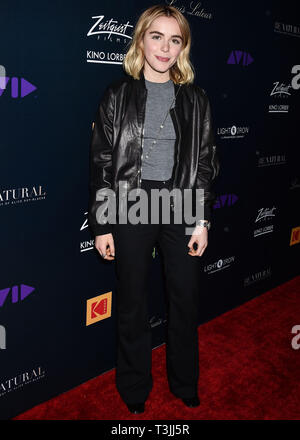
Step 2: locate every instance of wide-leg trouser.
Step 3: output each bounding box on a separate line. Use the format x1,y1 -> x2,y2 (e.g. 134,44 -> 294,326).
113,179 -> 201,404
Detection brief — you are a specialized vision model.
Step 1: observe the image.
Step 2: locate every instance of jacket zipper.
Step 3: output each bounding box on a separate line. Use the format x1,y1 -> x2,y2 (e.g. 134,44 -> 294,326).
169,106 -> 180,211
211,145 -> 217,180
139,126 -> 145,187
134,88 -> 147,188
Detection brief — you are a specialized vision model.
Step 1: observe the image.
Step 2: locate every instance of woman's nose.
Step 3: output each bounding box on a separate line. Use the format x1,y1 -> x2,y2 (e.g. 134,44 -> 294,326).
161,40 -> 170,52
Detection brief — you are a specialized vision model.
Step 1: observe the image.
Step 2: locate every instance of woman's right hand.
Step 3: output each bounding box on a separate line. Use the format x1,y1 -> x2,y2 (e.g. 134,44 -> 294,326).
95,233 -> 115,260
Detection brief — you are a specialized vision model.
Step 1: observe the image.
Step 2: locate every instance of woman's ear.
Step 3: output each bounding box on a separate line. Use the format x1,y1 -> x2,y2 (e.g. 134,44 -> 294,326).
139,38 -> 144,51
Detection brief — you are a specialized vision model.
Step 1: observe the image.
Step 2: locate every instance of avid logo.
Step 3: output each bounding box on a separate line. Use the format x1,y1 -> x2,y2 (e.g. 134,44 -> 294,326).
0,284 -> 35,307
227,50 -> 254,66
214,194 -> 238,209
0,77 -> 37,98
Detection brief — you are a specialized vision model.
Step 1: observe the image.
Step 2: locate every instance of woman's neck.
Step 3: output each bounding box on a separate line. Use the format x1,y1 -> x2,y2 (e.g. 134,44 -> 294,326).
143,68 -> 170,83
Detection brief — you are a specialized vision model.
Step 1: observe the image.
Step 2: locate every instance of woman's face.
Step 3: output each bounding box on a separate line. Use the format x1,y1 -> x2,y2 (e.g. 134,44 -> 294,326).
140,15 -> 183,80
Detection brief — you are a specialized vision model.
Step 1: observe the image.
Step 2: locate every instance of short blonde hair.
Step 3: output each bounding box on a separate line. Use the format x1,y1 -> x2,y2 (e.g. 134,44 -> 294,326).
123,4 -> 195,84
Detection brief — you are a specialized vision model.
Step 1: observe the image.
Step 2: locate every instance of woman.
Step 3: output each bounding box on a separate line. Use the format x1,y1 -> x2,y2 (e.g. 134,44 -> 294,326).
88,4 -> 220,414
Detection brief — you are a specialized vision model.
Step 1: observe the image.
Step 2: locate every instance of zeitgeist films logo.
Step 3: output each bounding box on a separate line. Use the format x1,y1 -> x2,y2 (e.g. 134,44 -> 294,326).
253,207 -> 276,238
268,65 -> 300,113
86,15 -> 134,65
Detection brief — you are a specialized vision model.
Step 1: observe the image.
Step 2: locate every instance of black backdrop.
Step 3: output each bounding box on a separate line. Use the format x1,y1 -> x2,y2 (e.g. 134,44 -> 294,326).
0,0 -> 299,420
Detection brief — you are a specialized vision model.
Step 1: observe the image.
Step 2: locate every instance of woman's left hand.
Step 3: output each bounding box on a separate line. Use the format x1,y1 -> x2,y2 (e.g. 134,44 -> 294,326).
187,225 -> 208,257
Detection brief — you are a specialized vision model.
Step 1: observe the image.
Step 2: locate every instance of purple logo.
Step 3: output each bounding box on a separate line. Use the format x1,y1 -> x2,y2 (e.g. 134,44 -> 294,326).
227,51 -> 254,66
0,77 -> 37,98
214,194 -> 239,208
0,284 -> 35,307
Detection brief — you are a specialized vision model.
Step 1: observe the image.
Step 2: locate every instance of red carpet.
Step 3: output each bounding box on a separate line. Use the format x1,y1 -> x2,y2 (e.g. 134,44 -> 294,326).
14,276 -> 300,420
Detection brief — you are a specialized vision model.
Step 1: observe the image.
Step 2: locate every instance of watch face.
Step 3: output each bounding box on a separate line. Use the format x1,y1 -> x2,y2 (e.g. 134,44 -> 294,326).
196,220 -> 211,229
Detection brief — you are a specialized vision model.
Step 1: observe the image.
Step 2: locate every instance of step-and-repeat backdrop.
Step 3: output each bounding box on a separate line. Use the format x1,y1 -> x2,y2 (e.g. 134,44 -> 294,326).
0,0 -> 299,419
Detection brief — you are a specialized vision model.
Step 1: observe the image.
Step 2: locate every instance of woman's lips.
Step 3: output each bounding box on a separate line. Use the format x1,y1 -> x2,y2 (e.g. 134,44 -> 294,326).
155,56 -> 170,62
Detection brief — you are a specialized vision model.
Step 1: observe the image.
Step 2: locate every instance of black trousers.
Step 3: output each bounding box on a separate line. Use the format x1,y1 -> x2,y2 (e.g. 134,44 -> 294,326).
112,179 -> 201,404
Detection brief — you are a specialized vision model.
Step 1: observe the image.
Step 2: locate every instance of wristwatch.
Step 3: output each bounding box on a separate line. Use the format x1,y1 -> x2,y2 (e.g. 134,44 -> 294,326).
196,220 -> 211,230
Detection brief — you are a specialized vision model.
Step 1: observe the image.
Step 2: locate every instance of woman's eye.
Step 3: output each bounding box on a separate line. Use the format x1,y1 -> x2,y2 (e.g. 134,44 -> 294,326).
151,35 -> 181,45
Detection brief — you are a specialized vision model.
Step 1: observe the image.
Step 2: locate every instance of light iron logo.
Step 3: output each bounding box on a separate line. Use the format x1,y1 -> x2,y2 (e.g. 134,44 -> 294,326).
227,50 -> 254,66
243,266 -> 272,287
0,185 -> 46,207
256,151 -> 286,168
204,255 -> 235,274
274,22 -> 300,38
165,0 -> 213,20
217,125 -> 250,140
86,15 -> 134,65
0,366 -> 46,398
253,207 -> 276,237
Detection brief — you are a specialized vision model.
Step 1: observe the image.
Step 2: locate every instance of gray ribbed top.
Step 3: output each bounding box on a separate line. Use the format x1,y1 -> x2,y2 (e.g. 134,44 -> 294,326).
141,78 -> 176,181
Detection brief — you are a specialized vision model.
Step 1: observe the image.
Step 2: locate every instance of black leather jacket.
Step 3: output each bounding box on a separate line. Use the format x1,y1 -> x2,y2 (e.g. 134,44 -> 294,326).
88,71 -> 220,236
